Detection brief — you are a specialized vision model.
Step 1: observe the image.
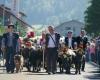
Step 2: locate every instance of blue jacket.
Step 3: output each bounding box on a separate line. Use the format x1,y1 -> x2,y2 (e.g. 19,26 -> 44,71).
2,32 -> 19,52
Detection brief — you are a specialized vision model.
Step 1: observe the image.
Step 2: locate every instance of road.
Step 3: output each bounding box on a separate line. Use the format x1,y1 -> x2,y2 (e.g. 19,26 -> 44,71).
0,62 -> 100,80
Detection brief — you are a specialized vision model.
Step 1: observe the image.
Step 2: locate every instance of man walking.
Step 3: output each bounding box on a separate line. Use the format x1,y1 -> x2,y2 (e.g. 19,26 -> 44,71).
45,26 -> 60,74
64,30 -> 76,74
2,24 -> 20,73
76,30 -> 88,71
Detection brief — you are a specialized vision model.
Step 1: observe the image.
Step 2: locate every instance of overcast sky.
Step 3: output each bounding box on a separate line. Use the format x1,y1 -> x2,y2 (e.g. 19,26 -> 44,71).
0,0 -> 89,26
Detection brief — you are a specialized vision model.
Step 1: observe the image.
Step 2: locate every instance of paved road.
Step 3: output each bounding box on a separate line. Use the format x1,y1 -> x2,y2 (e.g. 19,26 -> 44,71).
0,62 -> 100,80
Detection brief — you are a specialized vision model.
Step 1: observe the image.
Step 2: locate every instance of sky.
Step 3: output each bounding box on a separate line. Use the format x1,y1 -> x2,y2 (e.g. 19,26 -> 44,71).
0,0 -> 89,26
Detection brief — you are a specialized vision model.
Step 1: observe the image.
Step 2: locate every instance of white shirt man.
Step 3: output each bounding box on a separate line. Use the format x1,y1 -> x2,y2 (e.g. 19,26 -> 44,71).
48,34 -> 56,48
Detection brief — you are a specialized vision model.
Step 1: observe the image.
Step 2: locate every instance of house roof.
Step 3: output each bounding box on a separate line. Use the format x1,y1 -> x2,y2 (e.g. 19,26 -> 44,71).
55,20 -> 84,28
0,5 -> 32,28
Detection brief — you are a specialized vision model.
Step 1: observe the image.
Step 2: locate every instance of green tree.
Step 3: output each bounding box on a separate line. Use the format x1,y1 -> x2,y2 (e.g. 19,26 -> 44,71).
15,21 -> 26,37
0,26 -> 5,35
0,16 -> 5,35
85,0 -> 100,36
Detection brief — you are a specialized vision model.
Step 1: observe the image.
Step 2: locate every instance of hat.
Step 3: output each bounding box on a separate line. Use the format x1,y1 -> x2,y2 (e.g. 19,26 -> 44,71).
68,30 -> 73,33
8,23 -> 14,28
81,30 -> 85,32
67,30 -> 73,33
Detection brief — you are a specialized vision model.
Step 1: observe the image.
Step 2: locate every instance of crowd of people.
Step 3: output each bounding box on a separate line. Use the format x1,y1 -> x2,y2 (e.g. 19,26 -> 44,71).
0,24 -> 100,75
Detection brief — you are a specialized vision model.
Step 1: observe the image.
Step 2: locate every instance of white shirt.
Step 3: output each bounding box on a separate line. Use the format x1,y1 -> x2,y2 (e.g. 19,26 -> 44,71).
48,34 -> 56,48
68,38 -> 72,48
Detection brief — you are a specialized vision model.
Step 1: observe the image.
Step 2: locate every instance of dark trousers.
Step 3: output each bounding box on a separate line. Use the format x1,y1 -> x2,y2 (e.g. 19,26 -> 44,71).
47,48 -> 58,73
5,47 -> 15,72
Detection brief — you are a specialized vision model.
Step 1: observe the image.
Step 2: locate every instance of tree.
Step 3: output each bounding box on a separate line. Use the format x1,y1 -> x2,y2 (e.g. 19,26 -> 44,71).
15,21 -> 26,37
85,0 -> 100,37
0,16 -> 5,35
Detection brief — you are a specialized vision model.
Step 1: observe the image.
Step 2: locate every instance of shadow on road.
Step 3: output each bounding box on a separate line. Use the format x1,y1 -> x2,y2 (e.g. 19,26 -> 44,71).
25,72 -> 75,75
84,69 -> 100,79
